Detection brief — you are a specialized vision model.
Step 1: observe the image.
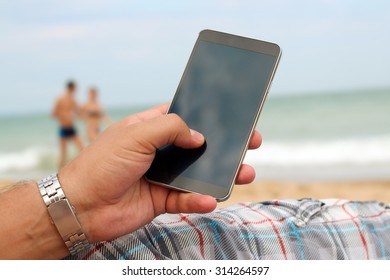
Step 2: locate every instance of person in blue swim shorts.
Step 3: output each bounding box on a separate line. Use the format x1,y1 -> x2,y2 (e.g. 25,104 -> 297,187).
52,80 -> 84,168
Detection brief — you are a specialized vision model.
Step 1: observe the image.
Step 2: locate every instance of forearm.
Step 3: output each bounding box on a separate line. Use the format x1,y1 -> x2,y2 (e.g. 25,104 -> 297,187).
0,181 -> 69,259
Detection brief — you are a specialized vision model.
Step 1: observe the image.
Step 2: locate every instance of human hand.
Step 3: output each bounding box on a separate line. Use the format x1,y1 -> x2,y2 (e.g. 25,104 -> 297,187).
59,104 -> 262,243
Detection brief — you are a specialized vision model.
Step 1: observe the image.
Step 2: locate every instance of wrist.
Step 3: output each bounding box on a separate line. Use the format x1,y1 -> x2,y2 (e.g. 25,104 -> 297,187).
58,163 -> 94,241
37,174 -> 89,255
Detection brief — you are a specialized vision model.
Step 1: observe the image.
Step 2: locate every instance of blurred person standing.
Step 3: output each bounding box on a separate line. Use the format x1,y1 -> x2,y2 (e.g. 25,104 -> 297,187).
52,80 -> 84,168
81,87 -> 112,143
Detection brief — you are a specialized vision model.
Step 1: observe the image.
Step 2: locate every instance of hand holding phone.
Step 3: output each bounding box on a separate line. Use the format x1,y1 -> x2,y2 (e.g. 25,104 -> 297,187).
146,30 -> 281,201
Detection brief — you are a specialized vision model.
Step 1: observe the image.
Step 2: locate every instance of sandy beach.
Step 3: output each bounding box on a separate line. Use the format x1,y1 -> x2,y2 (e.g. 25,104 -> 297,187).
219,180 -> 390,207
2,179 -> 389,205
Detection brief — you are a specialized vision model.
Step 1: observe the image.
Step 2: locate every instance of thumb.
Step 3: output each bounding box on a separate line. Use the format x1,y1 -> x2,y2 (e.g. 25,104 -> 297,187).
131,113 -> 205,150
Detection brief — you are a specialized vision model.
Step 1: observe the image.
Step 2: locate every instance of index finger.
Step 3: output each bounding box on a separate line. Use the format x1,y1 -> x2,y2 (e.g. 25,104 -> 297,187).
248,130 -> 262,150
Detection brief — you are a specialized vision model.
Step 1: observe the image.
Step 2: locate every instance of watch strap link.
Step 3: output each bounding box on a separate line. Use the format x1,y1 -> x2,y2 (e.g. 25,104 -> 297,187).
37,174 -> 89,255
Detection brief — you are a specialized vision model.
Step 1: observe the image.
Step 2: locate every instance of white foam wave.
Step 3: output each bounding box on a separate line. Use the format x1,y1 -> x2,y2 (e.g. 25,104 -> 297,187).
245,135 -> 390,166
0,147 -> 54,173
1,136 -> 389,180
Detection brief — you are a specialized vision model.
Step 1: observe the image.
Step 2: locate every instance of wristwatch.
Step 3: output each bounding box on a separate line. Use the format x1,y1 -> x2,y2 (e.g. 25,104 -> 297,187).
37,174 -> 89,255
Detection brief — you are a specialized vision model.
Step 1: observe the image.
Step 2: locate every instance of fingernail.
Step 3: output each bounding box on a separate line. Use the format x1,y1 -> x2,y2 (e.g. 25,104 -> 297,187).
190,129 -> 205,143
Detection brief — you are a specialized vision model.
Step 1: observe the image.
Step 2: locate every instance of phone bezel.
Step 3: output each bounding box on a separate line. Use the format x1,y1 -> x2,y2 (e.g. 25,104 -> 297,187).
145,29 -> 282,201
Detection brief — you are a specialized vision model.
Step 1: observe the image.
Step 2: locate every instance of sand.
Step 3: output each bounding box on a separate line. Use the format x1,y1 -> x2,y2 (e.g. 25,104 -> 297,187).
219,180 -> 390,207
1,179 -> 389,206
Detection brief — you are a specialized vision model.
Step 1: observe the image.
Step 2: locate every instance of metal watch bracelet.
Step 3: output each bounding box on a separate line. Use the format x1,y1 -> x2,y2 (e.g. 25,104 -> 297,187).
37,174 -> 89,255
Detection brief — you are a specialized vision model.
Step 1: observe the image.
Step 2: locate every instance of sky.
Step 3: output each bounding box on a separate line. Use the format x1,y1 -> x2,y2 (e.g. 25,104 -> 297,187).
0,0 -> 389,115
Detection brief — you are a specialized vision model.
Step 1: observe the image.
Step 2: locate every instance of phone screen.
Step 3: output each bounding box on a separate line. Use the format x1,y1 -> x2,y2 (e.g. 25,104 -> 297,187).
146,32 -> 280,200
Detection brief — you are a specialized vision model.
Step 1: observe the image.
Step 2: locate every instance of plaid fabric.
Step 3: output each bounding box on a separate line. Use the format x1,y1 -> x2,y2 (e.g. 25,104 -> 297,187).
66,199 -> 390,260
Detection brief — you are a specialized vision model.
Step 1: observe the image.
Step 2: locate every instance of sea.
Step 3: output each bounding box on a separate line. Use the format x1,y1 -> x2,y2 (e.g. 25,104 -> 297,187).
1,88 -> 389,182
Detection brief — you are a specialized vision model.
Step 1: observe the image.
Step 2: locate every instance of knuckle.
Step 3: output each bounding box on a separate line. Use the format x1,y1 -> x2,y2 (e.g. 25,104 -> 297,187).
166,113 -> 186,128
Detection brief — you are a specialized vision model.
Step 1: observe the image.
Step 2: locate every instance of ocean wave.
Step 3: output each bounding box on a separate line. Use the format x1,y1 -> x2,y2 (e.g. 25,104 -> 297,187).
1,136 -> 389,179
0,147 -> 57,174
245,135 -> 390,166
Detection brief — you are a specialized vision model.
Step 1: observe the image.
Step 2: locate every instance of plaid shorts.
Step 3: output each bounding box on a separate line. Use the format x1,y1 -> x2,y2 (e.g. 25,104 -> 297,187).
66,199 -> 390,260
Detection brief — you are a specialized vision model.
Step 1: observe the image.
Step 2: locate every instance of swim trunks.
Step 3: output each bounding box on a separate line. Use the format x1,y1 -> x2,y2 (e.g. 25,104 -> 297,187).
59,127 -> 77,138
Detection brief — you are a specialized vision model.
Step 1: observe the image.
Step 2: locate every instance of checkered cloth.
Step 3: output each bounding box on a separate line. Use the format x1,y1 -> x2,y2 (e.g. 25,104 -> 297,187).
66,199 -> 390,260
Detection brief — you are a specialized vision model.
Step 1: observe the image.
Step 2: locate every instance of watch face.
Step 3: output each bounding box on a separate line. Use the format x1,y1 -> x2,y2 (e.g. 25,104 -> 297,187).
48,199 -> 82,236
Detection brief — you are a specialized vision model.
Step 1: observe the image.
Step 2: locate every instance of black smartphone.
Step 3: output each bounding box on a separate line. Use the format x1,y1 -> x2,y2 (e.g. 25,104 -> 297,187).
145,30 -> 281,201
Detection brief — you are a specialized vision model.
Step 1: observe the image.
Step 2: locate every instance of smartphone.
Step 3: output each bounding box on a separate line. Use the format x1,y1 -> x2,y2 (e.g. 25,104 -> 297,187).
145,29 -> 281,201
